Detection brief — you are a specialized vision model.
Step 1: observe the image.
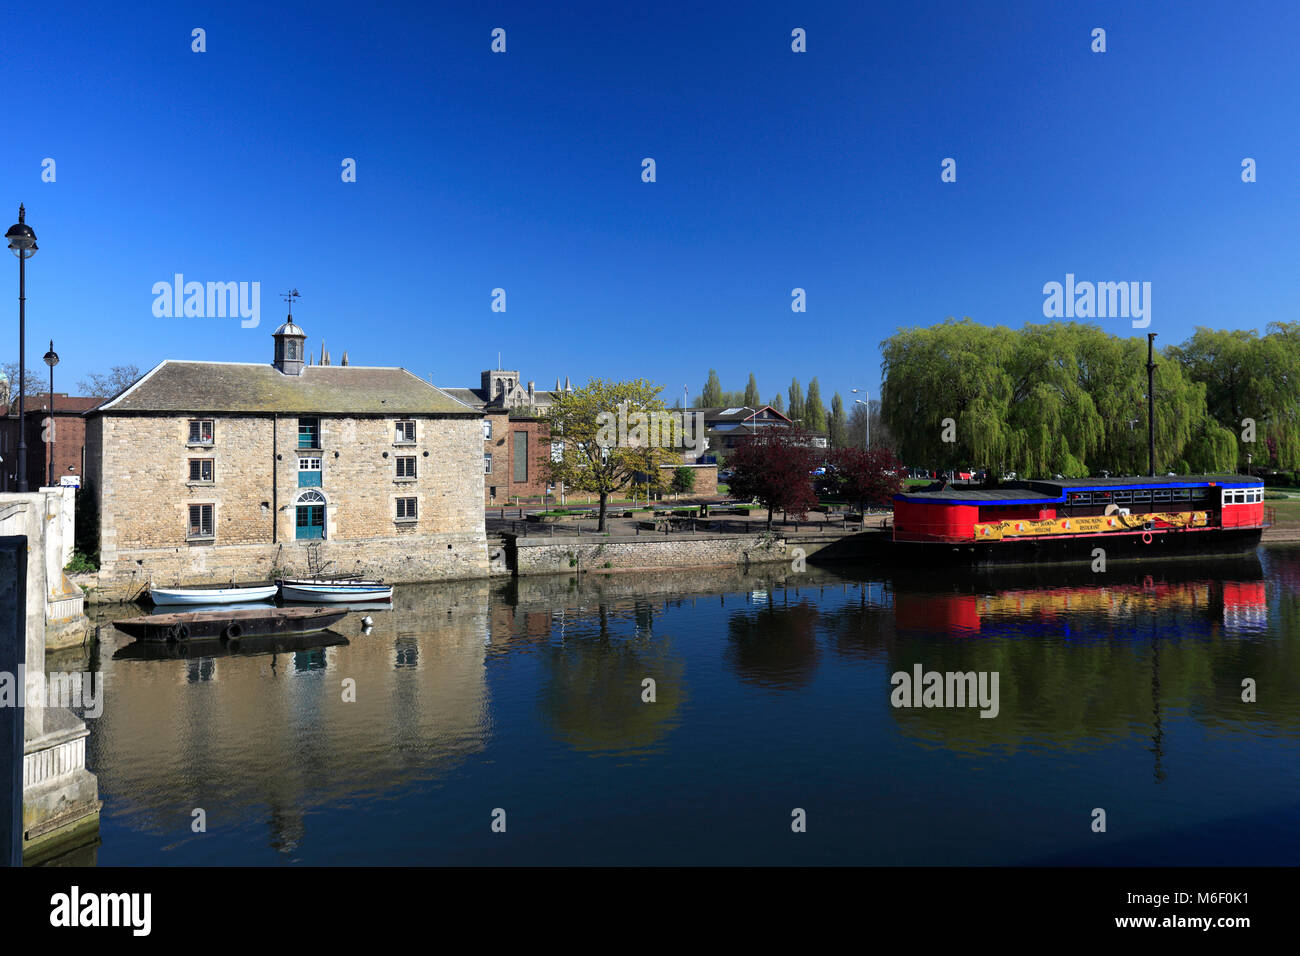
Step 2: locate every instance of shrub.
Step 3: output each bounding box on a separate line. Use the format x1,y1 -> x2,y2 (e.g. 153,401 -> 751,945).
65,550 -> 98,574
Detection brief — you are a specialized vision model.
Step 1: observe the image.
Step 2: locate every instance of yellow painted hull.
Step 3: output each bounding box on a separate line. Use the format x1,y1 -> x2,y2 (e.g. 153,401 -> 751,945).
973,511 -> 1208,541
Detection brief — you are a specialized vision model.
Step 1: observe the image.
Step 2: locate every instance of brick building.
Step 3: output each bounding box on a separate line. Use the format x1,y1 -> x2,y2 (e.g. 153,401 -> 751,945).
443,368 -> 572,506
1,393 -> 102,491
83,316 -> 487,599
482,410 -> 556,505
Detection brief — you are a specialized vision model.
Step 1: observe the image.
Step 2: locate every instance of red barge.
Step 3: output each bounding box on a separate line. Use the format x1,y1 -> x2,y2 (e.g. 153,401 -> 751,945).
890,475 -> 1267,567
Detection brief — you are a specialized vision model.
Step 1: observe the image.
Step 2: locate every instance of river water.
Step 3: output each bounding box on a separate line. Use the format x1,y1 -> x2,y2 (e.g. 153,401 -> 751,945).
64,546 -> 1300,865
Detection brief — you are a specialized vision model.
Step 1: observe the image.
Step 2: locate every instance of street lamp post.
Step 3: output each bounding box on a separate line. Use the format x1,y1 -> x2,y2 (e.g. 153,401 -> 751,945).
43,340 -> 58,487
854,397 -> 870,450
5,205 -> 38,493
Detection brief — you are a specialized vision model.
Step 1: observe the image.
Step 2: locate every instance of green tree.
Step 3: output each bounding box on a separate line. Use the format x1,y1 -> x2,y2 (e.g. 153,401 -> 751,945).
671,466 -> 696,495
744,373 -> 760,407
805,378 -> 827,434
880,319 -> 1222,478
544,379 -> 679,531
829,393 -> 848,447
770,393 -> 785,414
1170,324 -> 1300,470
787,378 -> 805,426
701,369 -> 723,407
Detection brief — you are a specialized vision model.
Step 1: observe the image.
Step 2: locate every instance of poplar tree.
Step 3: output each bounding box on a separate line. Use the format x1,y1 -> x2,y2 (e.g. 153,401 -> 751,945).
701,370 -> 723,407
829,393 -> 847,447
805,378 -> 827,434
787,378 -> 805,425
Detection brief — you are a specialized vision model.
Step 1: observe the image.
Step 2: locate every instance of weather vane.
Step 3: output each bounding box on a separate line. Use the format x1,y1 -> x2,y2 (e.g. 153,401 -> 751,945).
281,289 -> 301,316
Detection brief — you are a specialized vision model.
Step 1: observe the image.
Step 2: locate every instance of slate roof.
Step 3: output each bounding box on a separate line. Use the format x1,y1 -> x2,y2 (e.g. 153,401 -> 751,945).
5,395 -> 104,417
92,361 -> 478,415
439,386 -> 562,411
695,405 -> 792,424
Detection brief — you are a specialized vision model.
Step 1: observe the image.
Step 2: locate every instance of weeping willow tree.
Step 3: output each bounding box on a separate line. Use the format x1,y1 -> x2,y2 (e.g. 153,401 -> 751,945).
881,319 -> 1229,477
1168,322 -> 1300,470
880,319 -> 1015,471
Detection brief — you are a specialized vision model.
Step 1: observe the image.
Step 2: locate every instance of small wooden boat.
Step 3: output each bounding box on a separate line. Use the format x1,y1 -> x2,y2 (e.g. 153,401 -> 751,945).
112,606 -> 348,643
147,584 -> 278,606
277,578 -> 393,603
113,631 -> 350,661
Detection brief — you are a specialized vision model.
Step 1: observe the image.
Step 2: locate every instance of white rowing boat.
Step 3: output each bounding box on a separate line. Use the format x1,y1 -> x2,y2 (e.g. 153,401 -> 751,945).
148,584 -> 279,606
276,579 -> 393,603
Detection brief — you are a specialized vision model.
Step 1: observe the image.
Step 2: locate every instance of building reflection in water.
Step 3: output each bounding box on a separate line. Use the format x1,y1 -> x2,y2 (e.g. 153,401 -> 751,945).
68,548 -> 1300,863
85,579 -> 493,858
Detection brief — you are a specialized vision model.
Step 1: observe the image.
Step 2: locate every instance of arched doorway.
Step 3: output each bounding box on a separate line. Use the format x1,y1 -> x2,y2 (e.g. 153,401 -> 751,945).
294,489 -> 327,540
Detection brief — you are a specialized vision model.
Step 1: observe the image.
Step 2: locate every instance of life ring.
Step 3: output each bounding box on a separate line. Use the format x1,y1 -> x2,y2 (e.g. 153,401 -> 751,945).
1142,532 -> 1152,544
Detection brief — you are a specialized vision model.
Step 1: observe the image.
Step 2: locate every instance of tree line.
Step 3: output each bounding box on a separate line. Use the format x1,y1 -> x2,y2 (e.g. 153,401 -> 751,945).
695,369 -> 884,450
879,319 -> 1300,477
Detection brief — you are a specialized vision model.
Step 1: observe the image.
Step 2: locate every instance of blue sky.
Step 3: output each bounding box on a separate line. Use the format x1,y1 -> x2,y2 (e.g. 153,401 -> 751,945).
2,0 -> 1297,405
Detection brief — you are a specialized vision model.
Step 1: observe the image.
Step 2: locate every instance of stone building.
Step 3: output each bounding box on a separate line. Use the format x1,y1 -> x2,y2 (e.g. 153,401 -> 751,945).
443,368 -> 572,417
83,316 -> 487,600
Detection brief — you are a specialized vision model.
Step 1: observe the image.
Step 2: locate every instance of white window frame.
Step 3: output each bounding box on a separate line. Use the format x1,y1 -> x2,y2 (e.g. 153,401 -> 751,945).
188,458 -> 214,483
483,420 -> 493,440
395,420 -> 416,444
484,453 -> 493,474
395,497 -> 418,521
396,456 -> 417,479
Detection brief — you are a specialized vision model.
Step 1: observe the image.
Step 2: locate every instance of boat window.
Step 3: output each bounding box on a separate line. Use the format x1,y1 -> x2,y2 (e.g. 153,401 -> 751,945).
1133,490 -> 1151,502
1173,489 -> 1190,500
1191,487 -> 1209,499
1154,489 -> 1172,502
1113,490 -> 1132,503
1068,492 -> 1092,505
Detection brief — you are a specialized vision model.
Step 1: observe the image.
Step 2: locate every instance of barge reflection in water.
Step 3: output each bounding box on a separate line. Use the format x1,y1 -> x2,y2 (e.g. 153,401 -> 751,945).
63,546 -> 1300,865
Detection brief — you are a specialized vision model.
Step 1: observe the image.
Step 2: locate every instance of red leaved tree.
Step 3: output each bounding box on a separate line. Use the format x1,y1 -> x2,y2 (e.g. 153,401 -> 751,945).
831,446 -> 905,513
727,430 -> 819,530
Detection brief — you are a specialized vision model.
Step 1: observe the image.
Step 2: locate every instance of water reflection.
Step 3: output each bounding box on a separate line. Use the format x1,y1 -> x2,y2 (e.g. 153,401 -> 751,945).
72,547 -> 1300,865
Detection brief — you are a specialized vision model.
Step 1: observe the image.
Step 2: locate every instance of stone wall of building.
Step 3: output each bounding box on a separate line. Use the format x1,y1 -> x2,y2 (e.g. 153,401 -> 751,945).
86,411 -> 487,600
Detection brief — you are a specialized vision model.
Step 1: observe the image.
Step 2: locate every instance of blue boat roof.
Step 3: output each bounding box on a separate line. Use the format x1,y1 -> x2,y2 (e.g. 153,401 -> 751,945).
896,474 -> 1261,506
